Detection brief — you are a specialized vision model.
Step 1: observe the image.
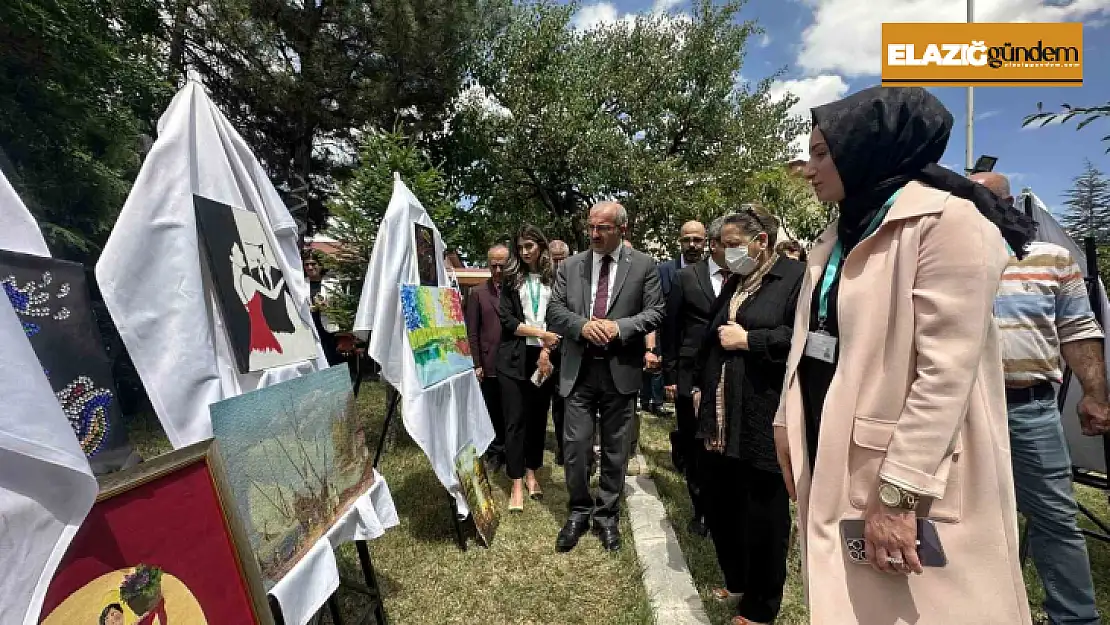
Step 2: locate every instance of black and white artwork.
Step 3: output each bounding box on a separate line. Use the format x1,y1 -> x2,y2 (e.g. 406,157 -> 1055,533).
194,195 -> 317,373
414,223 -> 439,287
0,249 -> 133,473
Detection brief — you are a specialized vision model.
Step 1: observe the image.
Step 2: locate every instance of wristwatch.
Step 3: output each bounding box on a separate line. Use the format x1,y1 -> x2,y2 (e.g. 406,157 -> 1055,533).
878,482 -> 919,511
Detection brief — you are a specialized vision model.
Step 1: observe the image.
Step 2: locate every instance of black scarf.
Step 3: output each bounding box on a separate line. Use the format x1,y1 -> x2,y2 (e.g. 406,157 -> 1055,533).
812,86 -> 1035,257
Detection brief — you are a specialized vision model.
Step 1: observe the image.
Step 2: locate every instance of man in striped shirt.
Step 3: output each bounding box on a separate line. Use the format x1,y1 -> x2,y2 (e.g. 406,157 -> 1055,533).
975,172 -> 1110,625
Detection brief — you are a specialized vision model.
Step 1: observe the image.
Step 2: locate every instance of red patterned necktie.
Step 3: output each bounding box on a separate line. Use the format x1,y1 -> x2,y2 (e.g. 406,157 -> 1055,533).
593,254 -> 613,318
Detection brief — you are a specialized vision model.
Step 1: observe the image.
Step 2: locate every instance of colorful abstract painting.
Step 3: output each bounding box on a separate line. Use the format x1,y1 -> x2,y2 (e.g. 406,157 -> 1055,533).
0,249 -> 133,474
455,443 -> 499,547
209,363 -> 376,584
401,284 -> 473,388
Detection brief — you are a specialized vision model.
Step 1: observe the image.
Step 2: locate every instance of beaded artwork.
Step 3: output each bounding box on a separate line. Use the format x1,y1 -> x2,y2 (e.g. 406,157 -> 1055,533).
2,270 -> 72,322
0,249 -> 132,472
56,375 -> 113,456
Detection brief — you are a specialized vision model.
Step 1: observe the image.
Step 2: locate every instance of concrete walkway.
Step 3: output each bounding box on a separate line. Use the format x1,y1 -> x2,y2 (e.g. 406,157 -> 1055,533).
625,455 -> 712,625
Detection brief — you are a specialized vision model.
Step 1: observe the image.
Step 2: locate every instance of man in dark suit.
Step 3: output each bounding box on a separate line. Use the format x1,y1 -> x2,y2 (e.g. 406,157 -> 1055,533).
645,221 -> 706,416
466,244 -> 510,472
662,219 -> 726,538
549,239 -> 570,465
548,202 -> 665,552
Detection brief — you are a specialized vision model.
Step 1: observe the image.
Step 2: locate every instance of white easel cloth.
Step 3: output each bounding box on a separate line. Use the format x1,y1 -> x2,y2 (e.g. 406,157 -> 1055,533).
0,167 -> 50,257
0,295 -> 97,625
353,176 -> 494,513
1021,189 -> 1110,474
95,82 -> 328,448
268,471 -> 399,625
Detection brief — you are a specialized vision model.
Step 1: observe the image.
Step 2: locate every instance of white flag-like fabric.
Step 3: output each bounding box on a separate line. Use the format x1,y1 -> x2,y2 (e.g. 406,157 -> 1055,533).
96,82 -> 327,448
354,176 -> 493,511
0,168 -> 50,257
0,295 -> 97,625
1020,189 -> 1110,474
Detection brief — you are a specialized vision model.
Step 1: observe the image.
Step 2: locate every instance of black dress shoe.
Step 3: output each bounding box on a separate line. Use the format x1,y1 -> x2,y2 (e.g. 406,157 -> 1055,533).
687,516 -> 709,538
556,519 -> 590,553
595,524 -> 621,551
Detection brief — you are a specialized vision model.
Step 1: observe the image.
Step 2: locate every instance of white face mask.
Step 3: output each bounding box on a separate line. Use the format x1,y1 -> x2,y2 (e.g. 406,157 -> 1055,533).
724,246 -> 759,276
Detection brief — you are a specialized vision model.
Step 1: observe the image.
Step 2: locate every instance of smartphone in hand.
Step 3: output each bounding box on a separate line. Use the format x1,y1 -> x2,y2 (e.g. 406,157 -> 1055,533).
840,518 -> 947,567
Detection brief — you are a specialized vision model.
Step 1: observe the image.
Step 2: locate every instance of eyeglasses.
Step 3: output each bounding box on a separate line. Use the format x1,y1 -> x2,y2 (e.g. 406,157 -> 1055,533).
586,224 -> 617,234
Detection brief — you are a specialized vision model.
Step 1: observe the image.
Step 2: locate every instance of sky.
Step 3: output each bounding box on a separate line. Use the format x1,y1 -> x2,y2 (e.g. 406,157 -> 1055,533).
563,0 -> 1110,216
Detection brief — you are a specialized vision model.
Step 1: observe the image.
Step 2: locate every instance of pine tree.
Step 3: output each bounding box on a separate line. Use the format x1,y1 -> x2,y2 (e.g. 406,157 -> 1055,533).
1060,159 -> 1110,242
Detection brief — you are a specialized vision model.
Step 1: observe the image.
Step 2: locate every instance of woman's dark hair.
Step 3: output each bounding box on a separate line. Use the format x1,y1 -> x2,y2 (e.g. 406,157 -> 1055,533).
776,239 -> 806,261
100,603 -> 124,625
502,224 -> 553,288
710,203 -> 780,249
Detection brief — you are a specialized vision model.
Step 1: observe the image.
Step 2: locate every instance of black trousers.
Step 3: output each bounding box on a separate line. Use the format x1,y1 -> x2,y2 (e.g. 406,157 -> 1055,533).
480,376 -> 506,462
500,347 -> 553,480
551,393 -> 565,459
674,394 -> 705,520
564,358 -> 635,527
701,451 -> 791,624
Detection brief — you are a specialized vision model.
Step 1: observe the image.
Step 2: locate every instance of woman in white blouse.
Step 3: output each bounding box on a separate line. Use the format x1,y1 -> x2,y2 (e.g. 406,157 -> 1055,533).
496,224 -> 561,511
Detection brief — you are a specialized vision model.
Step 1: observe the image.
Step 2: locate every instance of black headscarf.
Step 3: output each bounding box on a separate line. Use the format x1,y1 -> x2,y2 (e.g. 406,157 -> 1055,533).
812,86 -> 1035,257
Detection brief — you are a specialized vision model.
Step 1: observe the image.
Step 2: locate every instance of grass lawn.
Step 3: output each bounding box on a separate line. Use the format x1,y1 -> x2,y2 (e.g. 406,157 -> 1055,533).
127,378 -> 654,625
636,410 -> 1110,625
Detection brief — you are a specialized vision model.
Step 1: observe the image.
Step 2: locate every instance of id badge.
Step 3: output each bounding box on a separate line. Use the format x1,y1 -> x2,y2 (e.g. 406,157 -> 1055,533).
804,330 -> 837,363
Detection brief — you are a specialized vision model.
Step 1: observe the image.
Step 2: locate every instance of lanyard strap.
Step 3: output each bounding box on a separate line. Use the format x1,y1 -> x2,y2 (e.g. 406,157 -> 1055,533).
818,188 -> 904,327
526,274 -> 542,319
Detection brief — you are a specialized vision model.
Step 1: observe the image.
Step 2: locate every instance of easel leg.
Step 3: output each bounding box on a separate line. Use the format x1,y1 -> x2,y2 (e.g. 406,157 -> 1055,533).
373,387 -> 400,469
450,496 -> 468,551
328,595 -> 344,624
356,539 -> 388,625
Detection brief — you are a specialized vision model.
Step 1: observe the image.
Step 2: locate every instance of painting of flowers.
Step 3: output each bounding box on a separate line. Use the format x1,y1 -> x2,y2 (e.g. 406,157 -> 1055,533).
209,363 -> 376,583
401,284 -> 472,388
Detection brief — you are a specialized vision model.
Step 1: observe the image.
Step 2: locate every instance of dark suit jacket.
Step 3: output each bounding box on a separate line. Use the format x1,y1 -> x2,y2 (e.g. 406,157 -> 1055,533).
495,279 -> 548,381
657,258 -> 682,301
662,259 -> 719,396
465,281 -> 501,375
547,245 -> 666,397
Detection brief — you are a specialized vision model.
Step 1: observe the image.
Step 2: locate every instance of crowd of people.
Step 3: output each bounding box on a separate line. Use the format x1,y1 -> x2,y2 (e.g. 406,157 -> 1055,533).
433,85 -> 1110,624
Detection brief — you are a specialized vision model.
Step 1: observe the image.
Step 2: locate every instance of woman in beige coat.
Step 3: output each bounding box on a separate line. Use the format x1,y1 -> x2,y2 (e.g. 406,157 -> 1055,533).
773,87 -> 1037,624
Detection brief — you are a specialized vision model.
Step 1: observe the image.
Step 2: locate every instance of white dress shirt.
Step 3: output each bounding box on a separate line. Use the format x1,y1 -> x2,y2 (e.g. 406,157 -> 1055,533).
590,248 -> 621,315
518,274 -> 551,347
707,257 -> 728,297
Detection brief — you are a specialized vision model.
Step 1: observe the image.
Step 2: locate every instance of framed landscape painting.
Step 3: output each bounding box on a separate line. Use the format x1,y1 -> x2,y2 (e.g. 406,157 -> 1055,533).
0,249 -> 133,474
401,284 -> 473,388
455,443 -> 500,547
209,363 -> 376,584
194,195 -> 317,373
39,440 -> 273,625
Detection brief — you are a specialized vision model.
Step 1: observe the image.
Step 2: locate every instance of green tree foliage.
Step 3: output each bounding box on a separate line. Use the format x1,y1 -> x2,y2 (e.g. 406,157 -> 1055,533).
1025,102 -> 1110,153
0,0 -> 171,260
749,167 -> 830,243
177,0 -> 487,234
1060,159 -> 1110,242
324,128 -> 457,329
445,0 -> 804,255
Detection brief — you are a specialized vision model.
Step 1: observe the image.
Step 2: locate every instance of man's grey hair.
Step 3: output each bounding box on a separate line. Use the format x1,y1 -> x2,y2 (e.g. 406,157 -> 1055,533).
549,240 -> 570,253
591,201 -> 628,227
488,243 -> 509,254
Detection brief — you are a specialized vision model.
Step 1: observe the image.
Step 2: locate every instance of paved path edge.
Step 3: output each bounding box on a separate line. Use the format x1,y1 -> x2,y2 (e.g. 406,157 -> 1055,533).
625,454 -> 713,625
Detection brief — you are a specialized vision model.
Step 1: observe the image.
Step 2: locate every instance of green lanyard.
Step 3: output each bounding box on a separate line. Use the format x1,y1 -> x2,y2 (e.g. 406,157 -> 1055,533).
526,274 -> 541,319
818,188 -> 904,329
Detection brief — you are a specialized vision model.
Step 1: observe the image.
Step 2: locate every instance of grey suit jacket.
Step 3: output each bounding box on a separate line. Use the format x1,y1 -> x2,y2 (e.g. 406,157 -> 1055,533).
547,245 -> 665,397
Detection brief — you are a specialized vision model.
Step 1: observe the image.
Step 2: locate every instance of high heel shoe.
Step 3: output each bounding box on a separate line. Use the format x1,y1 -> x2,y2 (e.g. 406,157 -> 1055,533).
527,480 -> 544,500
508,489 -> 525,512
